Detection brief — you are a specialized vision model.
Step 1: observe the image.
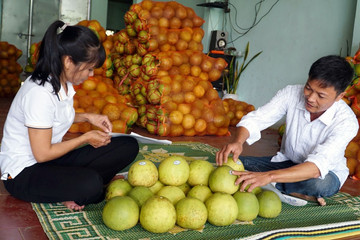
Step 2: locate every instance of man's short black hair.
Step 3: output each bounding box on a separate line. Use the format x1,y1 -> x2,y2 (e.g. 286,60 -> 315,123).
308,55 -> 354,95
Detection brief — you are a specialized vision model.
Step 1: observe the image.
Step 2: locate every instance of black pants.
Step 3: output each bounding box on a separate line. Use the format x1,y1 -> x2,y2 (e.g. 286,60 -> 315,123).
3,136 -> 139,206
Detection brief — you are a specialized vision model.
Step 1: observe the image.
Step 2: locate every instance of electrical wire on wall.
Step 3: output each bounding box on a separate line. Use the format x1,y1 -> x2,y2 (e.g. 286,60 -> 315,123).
226,0 -> 280,47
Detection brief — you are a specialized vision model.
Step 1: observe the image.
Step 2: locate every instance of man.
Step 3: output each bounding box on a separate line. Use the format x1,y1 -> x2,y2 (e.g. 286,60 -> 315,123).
216,55 -> 358,206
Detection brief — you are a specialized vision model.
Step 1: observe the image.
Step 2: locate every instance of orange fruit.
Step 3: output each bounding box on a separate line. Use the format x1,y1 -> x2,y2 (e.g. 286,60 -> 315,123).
217,127 -> 229,136
345,141 -> 360,159
93,97 -> 107,111
190,65 -> 201,77
182,114 -> 195,129
88,90 -> 101,98
235,110 -> 244,120
347,157 -> 358,176
79,122 -> 92,133
75,108 -> 85,113
172,93 -> 184,104
78,95 -> 93,109
171,80 -> 182,93
73,98 -> 79,108
85,106 -> 100,114
102,103 -> 121,121
193,85 -> 205,98
164,101 -> 177,112
105,95 -> 117,104
213,114 -> 226,128
205,88 -> 219,102
170,124 -> 184,136
206,122 -> 218,135
178,103 -> 191,115
75,88 -> 87,97
112,119 -> 128,133
182,79 -> 195,92
96,82 -> 108,93
194,118 -> 207,133
202,108 -> 214,122
82,79 -> 97,91
184,128 -> 196,136
68,123 -> 80,133
191,108 -> 202,119
169,110 -> 183,125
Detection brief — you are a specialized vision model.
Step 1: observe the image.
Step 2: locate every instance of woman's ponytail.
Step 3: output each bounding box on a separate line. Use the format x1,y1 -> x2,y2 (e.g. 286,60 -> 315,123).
31,20 -> 65,94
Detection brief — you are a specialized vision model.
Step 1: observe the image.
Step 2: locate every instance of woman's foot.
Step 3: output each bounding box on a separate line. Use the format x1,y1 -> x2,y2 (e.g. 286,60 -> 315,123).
290,193 -> 326,206
62,201 -> 85,211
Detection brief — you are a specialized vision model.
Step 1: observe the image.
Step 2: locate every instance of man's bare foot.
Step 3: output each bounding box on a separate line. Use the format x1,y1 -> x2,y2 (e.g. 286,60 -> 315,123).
290,193 -> 326,206
62,201 -> 85,211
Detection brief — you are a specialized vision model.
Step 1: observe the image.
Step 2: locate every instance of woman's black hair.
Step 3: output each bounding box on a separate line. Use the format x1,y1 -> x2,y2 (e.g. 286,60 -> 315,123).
31,20 -> 106,94
308,55 -> 354,95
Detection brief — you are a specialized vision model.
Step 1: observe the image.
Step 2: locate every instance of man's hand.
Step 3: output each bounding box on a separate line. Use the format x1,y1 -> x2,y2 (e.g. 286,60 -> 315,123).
216,142 -> 243,166
232,170 -> 273,192
83,130 -> 111,148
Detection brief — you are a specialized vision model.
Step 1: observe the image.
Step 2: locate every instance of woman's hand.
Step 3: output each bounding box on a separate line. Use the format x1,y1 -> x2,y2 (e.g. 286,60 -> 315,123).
83,130 -> 111,148
76,113 -> 112,133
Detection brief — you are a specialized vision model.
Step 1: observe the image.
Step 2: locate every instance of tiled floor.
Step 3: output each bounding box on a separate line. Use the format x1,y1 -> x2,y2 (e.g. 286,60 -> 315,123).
1,97 -> 360,239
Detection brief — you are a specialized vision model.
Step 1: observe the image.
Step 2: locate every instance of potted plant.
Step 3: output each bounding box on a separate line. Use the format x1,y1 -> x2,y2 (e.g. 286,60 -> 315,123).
222,42 -> 262,99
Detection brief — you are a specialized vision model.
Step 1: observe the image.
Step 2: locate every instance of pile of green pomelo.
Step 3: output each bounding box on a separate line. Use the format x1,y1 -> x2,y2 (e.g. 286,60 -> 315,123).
102,156 -> 282,233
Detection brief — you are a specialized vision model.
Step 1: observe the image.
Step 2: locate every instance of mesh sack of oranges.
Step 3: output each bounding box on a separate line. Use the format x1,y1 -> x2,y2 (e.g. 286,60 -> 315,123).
222,98 -> 255,126
345,131 -> 360,180
110,0 -> 230,136
69,75 -> 137,134
0,41 -> 23,98
131,74 -> 230,137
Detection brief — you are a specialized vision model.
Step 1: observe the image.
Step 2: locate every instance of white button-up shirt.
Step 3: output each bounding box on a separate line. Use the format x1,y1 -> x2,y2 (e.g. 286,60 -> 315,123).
0,76 -> 76,180
237,85 -> 358,187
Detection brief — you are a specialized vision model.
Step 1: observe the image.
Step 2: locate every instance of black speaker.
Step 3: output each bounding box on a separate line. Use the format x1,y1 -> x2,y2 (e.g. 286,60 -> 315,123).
209,30 -> 228,51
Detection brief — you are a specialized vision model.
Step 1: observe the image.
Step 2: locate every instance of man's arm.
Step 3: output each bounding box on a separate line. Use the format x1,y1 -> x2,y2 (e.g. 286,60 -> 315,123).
233,161 -> 321,192
215,126 -> 250,165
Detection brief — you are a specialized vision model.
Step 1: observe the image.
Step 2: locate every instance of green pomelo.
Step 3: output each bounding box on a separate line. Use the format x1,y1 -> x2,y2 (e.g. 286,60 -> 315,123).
205,192 -> 238,226
178,182 -> 191,195
208,165 -> 240,194
102,196 -> 139,231
257,190 -> 282,218
128,186 -> 154,207
240,183 -> 263,195
187,185 -> 213,202
224,157 -> 245,171
148,180 -> 164,194
176,197 -> 208,229
157,186 -> 185,205
128,160 -> 158,187
158,155 -> 189,186
140,195 -> 176,233
187,160 -> 215,186
105,179 -> 132,201
233,191 -> 259,221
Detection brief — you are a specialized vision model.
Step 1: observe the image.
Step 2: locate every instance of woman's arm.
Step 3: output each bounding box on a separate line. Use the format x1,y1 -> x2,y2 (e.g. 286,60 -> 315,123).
28,127 -> 111,163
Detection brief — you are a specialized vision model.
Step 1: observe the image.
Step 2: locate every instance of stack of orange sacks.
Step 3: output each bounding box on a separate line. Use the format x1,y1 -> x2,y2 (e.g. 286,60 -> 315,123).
112,0 -> 230,137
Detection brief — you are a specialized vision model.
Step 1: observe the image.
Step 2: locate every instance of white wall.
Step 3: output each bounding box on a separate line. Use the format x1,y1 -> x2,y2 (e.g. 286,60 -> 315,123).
222,0 -> 357,114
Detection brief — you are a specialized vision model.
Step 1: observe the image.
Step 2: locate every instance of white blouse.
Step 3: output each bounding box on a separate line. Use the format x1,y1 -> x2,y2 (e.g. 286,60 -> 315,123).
0,76 -> 76,180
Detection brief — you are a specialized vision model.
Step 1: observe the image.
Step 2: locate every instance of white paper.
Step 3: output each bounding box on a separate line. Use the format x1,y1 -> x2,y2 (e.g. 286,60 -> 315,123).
109,132 -> 172,145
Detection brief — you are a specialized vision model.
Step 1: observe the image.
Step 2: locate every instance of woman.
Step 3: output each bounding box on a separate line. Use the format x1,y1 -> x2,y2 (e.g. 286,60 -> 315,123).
0,21 -> 139,210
